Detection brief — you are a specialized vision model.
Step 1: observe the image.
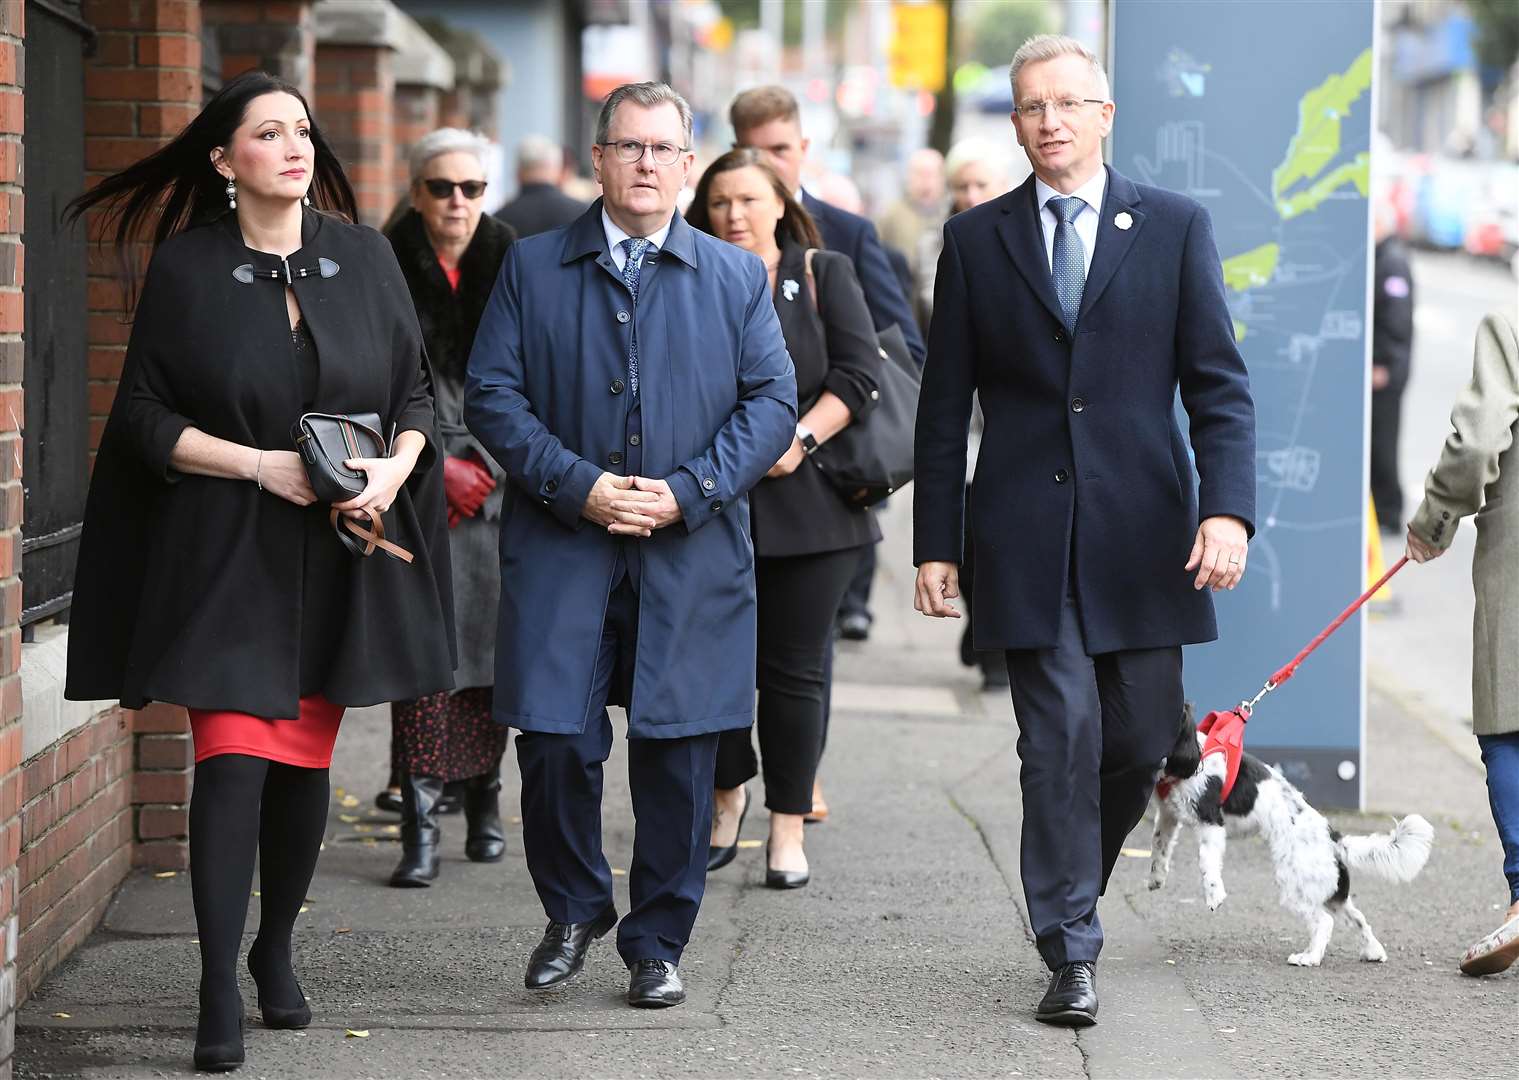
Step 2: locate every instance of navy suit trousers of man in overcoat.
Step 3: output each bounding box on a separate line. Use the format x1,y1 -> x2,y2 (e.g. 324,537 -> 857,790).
913,167 -> 1256,970
465,202 -> 797,966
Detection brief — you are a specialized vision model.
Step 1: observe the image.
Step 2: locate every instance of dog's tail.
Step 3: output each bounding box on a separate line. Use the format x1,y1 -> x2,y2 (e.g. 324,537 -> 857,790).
1339,814 -> 1434,884
1161,702 -> 1201,782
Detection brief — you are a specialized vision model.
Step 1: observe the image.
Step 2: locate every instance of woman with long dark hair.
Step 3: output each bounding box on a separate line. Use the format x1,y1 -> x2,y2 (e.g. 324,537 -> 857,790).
687,149 -> 882,889
63,71 -> 456,1072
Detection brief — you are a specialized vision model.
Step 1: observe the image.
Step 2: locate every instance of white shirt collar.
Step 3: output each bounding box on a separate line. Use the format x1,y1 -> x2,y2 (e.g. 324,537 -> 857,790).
1034,167 -> 1108,217
602,206 -> 673,259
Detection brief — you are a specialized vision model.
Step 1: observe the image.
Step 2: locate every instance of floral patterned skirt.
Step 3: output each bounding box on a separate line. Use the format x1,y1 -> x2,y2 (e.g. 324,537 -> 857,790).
392,687 -> 508,782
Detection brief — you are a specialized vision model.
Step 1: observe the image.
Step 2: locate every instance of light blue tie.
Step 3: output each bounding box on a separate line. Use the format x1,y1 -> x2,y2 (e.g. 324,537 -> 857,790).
620,237 -> 650,397
1049,196 -> 1086,331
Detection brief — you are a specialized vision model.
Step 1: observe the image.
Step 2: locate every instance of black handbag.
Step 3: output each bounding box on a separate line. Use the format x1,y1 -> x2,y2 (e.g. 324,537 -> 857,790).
802,251 -> 921,507
291,411 -> 413,562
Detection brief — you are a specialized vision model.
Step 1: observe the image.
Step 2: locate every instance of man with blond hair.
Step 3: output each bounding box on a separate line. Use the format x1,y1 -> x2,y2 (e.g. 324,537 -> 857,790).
913,34 -> 1256,1025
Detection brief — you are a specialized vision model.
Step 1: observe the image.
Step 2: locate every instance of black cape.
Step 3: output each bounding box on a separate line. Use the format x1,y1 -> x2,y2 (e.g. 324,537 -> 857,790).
66,207 -> 457,716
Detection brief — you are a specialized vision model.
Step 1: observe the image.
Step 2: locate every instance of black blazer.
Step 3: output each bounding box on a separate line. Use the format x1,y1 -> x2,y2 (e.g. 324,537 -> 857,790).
494,182 -> 586,238
913,167 -> 1256,654
802,190 -> 926,368
750,241 -> 883,558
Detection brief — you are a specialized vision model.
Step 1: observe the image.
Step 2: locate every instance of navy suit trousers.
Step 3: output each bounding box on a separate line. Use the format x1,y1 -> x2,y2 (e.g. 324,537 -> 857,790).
515,560 -> 718,967
1005,586 -> 1182,970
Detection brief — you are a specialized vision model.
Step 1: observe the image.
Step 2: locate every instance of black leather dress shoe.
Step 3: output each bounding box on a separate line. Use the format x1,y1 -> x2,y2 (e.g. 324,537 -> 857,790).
626,958 -> 685,1008
764,842 -> 809,889
1035,961 -> 1098,1026
706,787 -> 749,872
524,906 -> 617,989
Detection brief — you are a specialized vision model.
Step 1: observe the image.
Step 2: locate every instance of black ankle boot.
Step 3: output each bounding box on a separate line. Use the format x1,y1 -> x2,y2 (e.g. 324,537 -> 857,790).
463,767 -> 505,863
193,982 -> 245,1072
247,937 -> 312,1029
388,775 -> 444,887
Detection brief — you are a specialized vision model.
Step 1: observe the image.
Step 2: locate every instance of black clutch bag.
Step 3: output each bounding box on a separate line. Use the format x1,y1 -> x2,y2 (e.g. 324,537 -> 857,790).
810,323 -> 921,508
291,412 -> 412,562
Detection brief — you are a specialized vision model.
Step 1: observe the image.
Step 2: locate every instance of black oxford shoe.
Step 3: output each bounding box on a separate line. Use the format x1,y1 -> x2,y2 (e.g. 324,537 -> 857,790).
524,907 -> 617,989
626,959 -> 685,1008
1035,961 -> 1098,1026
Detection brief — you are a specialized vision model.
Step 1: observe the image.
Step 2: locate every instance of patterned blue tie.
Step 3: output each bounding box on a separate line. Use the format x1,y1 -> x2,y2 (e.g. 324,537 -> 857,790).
620,237 -> 651,397
1048,196 -> 1086,331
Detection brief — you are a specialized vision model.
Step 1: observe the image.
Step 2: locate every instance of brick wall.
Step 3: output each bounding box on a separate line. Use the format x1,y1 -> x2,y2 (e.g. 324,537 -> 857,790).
0,0 -> 22,1069
315,42 -> 394,225
202,0 -> 315,96
391,81 -> 438,201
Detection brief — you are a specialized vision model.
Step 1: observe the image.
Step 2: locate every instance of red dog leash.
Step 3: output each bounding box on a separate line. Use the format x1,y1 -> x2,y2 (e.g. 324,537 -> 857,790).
1163,556 -> 1409,803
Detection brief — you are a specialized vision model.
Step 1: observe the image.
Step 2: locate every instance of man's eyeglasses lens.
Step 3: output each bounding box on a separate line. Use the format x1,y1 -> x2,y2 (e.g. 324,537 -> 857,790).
1016,98 -> 1104,118
423,179 -> 487,199
606,140 -> 685,166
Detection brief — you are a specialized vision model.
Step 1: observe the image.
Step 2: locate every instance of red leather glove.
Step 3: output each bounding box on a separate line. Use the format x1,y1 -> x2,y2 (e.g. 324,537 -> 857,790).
443,456 -> 495,525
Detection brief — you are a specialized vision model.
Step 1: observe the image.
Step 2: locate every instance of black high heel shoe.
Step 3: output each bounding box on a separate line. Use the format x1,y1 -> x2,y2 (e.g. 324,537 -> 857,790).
706,787 -> 749,872
247,940 -> 312,1030
764,840 -> 810,890
193,985 -> 246,1072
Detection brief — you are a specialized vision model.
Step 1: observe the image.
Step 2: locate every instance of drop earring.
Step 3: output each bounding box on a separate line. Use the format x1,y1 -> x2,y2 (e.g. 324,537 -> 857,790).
225,178 -> 237,210
302,194 -> 311,206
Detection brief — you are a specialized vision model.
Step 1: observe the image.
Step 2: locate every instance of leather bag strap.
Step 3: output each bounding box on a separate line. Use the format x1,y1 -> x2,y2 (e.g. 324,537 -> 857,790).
328,507 -> 415,563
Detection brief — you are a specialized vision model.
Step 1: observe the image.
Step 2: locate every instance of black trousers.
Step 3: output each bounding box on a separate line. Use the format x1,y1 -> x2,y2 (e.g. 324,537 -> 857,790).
1370,384 -> 1405,531
717,547 -> 862,813
515,565 -> 718,967
1005,589 -> 1182,970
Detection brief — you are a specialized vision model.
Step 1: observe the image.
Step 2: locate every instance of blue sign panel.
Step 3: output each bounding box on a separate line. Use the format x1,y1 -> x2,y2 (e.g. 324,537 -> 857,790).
1109,0 -> 1376,806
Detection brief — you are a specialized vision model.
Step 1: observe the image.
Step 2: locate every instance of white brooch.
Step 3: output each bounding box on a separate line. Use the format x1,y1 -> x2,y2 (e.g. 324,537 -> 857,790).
1114,212 -> 1133,231
781,278 -> 800,301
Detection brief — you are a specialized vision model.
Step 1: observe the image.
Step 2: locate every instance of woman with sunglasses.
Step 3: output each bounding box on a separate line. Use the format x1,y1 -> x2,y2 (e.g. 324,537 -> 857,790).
382,130 -> 517,887
63,71 -> 455,1072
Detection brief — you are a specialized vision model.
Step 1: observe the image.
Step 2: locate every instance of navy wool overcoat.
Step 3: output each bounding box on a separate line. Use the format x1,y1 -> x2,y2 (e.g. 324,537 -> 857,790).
465,203 -> 797,738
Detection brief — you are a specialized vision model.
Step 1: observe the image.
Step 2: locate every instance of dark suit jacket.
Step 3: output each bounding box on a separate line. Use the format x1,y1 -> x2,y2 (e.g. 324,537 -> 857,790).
494,182 -> 586,238
750,241 -> 884,559
802,190 -> 925,367
913,167 -> 1256,654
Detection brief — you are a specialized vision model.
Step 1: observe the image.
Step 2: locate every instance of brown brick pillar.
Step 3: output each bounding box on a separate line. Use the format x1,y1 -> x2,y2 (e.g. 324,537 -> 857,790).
391,82 -> 439,198
314,42 -> 394,226
0,3 -> 22,1069
202,0 -> 316,97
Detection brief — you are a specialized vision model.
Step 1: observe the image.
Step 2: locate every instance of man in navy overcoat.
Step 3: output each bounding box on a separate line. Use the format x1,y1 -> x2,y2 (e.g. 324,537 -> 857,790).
913,36 -> 1256,1026
465,82 -> 796,1008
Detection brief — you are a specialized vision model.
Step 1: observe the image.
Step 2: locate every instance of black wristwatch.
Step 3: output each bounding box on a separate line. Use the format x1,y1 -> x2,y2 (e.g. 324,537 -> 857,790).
796,423 -> 819,456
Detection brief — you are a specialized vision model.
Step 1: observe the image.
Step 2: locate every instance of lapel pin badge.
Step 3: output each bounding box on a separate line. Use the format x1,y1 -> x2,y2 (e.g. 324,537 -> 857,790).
1114,212 -> 1133,231
781,278 -> 800,302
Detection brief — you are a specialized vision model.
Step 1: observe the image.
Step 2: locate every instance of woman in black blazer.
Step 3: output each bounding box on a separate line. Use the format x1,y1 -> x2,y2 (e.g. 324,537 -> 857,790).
687,149 -> 881,888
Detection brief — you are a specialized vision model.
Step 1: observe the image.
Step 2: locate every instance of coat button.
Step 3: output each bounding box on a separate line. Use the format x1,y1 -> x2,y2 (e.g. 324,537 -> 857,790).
629,434 -> 641,446
610,379 -> 624,395
545,479 -> 557,493
616,310 -> 630,323
702,478 -> 715,491
1053,329 -> 1067,344
608,451 -> 624,465
1054,469 -> 1069,483
711,500 -> 724,512
1071,398 -> 1085,413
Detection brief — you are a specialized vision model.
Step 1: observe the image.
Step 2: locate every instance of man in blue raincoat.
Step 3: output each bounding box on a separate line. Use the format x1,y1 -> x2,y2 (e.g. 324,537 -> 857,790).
465,82 -> 797,1009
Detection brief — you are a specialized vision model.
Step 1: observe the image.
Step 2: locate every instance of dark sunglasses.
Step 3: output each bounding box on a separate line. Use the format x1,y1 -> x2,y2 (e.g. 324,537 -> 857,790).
422,178 -> 487,199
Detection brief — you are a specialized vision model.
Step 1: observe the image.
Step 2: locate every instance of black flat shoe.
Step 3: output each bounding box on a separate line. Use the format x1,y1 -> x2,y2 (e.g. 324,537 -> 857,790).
247,939 -> 311,1030
764,841 -> 809,890
193,986 -> 245,1072
1035,961 -> 1098,1026
706,787 -> 749,872
524,906 -> 617,989
374,786 -> 402,814
626,958 -> 685,1008
463,767 -> 506,863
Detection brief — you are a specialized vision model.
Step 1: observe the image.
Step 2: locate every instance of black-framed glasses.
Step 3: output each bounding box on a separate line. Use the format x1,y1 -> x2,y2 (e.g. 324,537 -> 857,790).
422,178 -> 487,199
600,139 -> 689,166
1013,98 -> 1107,118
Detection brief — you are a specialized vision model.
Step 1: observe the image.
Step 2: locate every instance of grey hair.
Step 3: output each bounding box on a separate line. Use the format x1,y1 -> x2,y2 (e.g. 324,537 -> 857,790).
409,127 -> 490,182
516,133 -> 562,175
594,81 -> 693,148
944,137 -> 1011,183
1008,34 -> 1111,103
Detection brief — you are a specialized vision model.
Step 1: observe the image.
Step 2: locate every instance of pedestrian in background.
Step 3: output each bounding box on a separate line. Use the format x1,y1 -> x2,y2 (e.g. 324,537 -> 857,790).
1405,311 -> 1519,977
465,82 -> 796,1008
1371,197 -> 1415,534
383,129 -> 517,887
62,71 -> 456,1071
878,147 -> 949,330
495,133 -> 587,238
914,35 -> 1255,1027
688,149 -> 882,889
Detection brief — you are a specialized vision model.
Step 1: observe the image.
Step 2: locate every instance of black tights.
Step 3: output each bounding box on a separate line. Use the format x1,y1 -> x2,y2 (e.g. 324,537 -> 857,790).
189,755 -> 328,1034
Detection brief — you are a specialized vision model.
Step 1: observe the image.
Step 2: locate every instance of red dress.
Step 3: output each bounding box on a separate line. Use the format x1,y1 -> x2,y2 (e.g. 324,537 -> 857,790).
189,694 -> 344,768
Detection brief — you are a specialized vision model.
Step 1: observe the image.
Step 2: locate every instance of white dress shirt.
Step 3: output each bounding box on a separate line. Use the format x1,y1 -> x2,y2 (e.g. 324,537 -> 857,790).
603,207 -> 673,273
1034,168 -> 1108,274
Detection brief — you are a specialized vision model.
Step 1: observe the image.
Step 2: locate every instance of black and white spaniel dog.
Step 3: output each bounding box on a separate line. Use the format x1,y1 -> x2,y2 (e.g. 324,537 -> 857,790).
1148,705 -> 1433,967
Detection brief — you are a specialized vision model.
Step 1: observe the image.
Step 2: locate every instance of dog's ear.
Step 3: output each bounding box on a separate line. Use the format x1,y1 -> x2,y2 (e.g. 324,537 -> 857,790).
1164,703 -> 1202,780
1183,700 -> 1195,726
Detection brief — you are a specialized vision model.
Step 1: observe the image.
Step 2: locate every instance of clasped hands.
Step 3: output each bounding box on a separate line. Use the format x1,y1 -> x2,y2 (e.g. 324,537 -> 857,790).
583,472 -> 682,537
